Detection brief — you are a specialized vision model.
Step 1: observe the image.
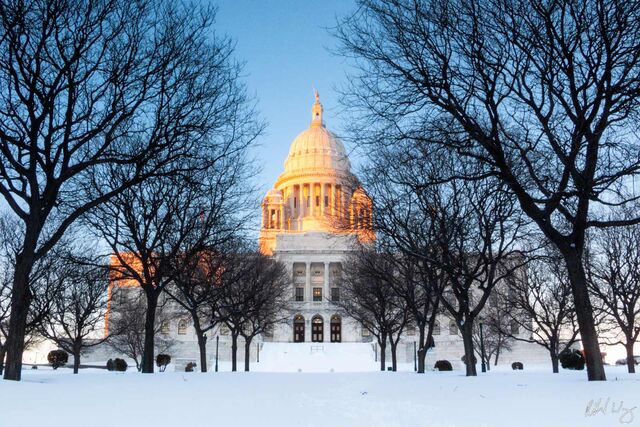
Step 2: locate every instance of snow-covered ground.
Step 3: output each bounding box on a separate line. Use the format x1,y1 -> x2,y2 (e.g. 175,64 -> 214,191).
0,365 -> 637,427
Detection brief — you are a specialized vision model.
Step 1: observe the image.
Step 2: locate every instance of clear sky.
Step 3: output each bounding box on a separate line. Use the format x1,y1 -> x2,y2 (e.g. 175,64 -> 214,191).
213,0 -> 359,196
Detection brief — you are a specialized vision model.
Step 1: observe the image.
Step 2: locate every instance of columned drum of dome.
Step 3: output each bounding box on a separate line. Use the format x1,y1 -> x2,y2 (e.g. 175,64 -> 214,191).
258,92 -> 374,255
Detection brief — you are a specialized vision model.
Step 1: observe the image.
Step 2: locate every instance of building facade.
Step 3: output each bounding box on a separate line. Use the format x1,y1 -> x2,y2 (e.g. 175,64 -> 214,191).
95,93 -> 549,370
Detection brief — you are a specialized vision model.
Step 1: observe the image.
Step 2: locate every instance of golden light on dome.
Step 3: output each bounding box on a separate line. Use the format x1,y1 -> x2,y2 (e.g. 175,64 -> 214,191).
258,93 -> 374,255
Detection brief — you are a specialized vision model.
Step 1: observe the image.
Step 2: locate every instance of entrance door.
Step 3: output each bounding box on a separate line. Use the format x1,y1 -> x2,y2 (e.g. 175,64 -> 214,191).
293,315 -> 305,342
330,315 -> 341,343
311,316 -> 324,342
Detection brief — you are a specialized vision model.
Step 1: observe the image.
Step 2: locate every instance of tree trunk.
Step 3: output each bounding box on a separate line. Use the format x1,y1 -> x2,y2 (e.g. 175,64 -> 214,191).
244,337 -> 251,372
626,341 -> 636,374
3,249 -> 36,381
390,341 -> 398,372
141,291 -> 158,374
231,332 -> 238,372
196,331 -> 208,373
417,326 -> 426,374
551,353 -> 559,373
461,322 -> 477,376
379,335 -> 387,371
73,351 -> 81,374
0,346 -> 5,376
550,340 -> 559,373
563,250 -> 606,381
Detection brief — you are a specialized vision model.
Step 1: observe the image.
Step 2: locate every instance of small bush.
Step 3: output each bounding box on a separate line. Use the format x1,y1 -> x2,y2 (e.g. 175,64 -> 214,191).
461,354 -> 477,365
114,358 -> 128,372
185,362 -> 197,372
106,359 -> 115,371
156,354 -> 171,372
31,365 -> 38,370
559,349 -> 585,370
434,360 -> 453,371
47,350 -> 68,369
512,362 -> 523,370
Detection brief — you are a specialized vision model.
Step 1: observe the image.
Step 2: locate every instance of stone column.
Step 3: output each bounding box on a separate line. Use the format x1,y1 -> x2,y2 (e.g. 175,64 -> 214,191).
330,184 -> 335,217
324,262 -> 330,303
320,183 -> 326,216
279,205 -> 284,229
309,183 -> 315,217
305,261 -> 311,302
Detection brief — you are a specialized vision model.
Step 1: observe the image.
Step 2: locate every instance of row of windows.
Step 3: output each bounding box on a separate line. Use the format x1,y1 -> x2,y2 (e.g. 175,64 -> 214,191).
361,320 -> 521,337
294,287 -> 340,302
161,321 -> 232,336
293,194 -> 332,209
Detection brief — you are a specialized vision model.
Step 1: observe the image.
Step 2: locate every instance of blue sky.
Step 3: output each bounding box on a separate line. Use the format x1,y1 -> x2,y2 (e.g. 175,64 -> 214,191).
214,0 -> 358,195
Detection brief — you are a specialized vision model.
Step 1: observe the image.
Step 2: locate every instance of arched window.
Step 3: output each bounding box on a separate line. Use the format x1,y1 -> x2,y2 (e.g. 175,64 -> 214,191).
433,320 -> 441,335
293,315 -> 305,342
330,315 -> 341,343
510,320 -> 520,335
311,315 -> 324,342
449,319 -> 458,335
177,319 -> 188,335
160,321 -> 169,335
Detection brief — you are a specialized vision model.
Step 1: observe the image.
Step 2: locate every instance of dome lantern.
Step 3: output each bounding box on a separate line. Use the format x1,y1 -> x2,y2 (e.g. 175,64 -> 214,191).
311,89 -> 323,127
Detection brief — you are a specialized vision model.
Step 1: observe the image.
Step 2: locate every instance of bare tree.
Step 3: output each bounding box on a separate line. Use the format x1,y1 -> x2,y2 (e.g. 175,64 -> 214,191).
107,290 -> 175,372
0,0 -> 251,381
359,141 -> 456,374
474,294 -> 515,369
38,250 -> 111,374
0,256 -> 10,375
0,213 -> 64,373
337,248 -> 409,371
217,251 -> 289,372
165,250 -> 226,373
336,0 -> 640,381
235,255 -> 289,372
429,175 -> 524,376
588,224 -> 640,373
504,252 -> 579,373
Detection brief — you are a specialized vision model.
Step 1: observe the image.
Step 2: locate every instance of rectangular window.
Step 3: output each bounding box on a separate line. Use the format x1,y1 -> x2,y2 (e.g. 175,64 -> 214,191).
313,287 -> 322,302
406,324 -> 416,335
331,287 -> 339,302
315,195 -> 320,207
324,195 -> 329,207
295,287 -> 304,302
306,196 -> 310,207
294,197 -> 297,208
362,328 -> 371,337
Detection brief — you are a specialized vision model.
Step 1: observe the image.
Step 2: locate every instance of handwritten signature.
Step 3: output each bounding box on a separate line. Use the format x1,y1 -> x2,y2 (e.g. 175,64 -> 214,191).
585,397 -> 636,424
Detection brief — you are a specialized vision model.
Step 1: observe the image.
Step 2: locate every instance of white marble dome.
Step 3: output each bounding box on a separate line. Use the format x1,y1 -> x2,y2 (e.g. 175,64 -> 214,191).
283,125 -> 351,175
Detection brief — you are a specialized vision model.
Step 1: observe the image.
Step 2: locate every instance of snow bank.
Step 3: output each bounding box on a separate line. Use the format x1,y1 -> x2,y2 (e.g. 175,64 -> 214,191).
0,365 -> 637,427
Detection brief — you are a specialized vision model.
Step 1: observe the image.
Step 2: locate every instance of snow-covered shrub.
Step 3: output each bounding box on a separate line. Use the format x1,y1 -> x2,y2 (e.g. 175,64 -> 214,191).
106,359 -> 115,371
511,362 -> 523,370
156,354 -> 171,372
114,358 -> 128,372
559,349 -> 585,370
185,362 -> 197,372
434,360 -> 453,371
47,350 -> 68,369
